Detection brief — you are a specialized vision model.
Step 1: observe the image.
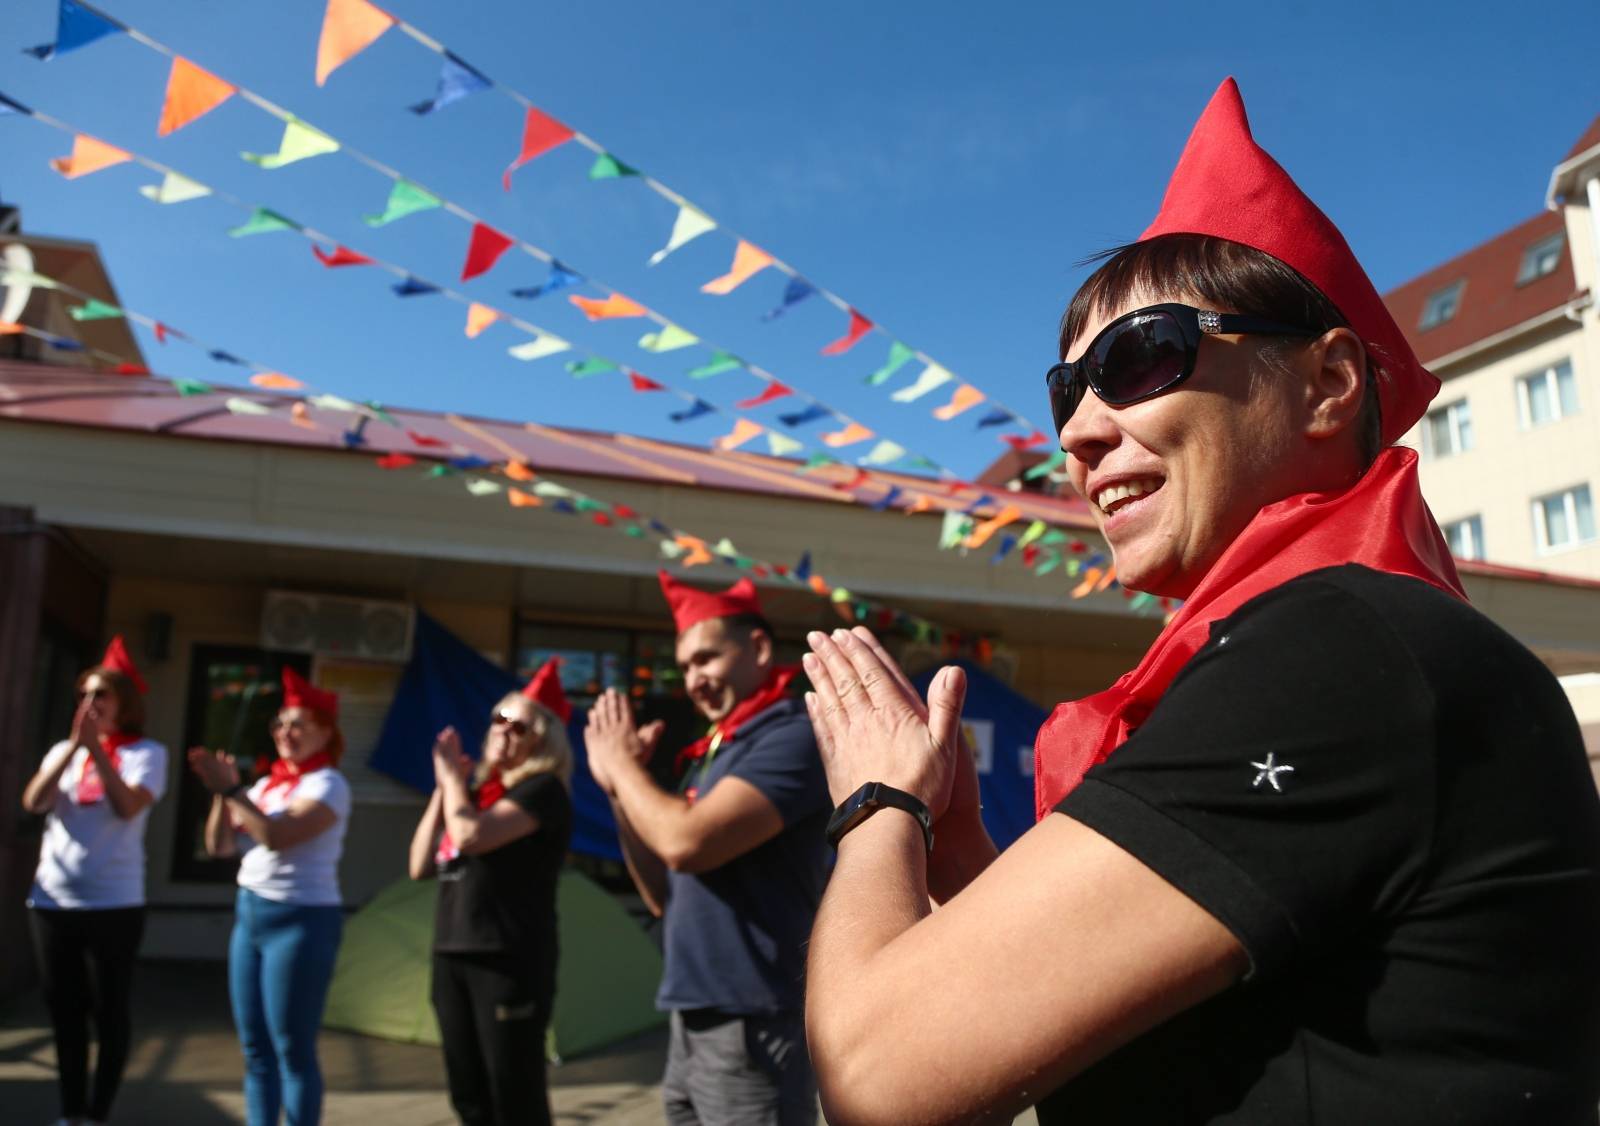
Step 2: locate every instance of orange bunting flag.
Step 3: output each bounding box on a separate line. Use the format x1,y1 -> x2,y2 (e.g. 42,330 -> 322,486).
808,574 -> 831,596
503,460 -> 537,482
820,422 -> 873,448
503,107 -> 575,190
249,372 -> 304,390
820,309 -> 873,356
675,536 -> 715,567
629,373 -> 665,392
0,323 -> 25,335
289,402 -> 318,429
701,241 -> 775,295
569,293 -> 648,321
906,493 -> 934,514
158,57 -> 236,136
464,303 -> 499,338
964,504 -> 1022,549
932,383 -> 985,421
507,487 -> 541,508
715,419 -> 764,451
1071,567 -> 1103,599
316,0 -> 395,86
50,135 -> 131,180
1096,565 -> 1118,592
312,244 -> 374,268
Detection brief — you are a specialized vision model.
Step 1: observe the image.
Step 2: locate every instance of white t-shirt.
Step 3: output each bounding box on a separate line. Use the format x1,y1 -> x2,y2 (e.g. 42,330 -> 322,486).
29,738 -> 168,910
235,768 -> 350,906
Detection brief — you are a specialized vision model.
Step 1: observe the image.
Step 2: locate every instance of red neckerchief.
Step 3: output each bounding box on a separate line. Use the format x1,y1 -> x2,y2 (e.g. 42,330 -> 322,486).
676,666 -> 800,778
1034,447 -> 1464,820
435,772 -> 506,866
259,751 -> 334,802
76,732 -> 139,804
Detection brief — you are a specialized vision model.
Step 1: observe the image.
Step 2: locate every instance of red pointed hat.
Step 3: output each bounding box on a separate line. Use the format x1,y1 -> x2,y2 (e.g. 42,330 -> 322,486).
1140,78 -> 1439,445
658,570 -> 763,634
281,666 -> 339,718
521,657 -> 572,722
99,635 -> 148,695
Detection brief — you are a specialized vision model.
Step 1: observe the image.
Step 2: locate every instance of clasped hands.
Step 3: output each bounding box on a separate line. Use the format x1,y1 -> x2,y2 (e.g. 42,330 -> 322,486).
583,689 -> 665,797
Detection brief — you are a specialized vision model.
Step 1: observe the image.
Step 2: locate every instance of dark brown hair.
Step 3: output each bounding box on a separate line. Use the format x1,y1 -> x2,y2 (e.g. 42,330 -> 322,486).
77,667 -> 145,736
1060,234 -> 1383,465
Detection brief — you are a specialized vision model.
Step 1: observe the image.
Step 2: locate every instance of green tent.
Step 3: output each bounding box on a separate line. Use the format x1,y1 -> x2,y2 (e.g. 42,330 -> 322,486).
322,871 -> 665,1059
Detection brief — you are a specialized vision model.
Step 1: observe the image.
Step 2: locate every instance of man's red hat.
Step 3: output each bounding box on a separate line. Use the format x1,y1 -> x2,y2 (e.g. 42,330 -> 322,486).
99,635 -> 148,695
1140,78 -> 1439,445
657,570 -> 763,634
521,657 -> 572,722
281,666 -> 339,718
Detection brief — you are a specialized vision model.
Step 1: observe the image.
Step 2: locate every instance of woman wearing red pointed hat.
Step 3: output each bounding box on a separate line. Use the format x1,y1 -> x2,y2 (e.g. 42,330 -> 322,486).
407,657 -> 574,1126
24,636 -> 168,1126
187,666 -> 350,1126
797,80 -> 1600,1124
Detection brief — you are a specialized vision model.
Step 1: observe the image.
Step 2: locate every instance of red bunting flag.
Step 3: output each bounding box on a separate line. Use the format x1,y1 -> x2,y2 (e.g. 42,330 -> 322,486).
312,244 -> 374,268
158,57 -> 236,136
629,373 -> 665,392
821,309 -> 873,356
111,363 -> 149,376
316,0 -> 395,86
1001,430 -> 1049,451
591,512 -> 614,527
735,382 -> 793,409
461,223 -> 515,280
503,107 -> 575,190
376,452 -> 415,469
832,468 -> 870,491
613,504 -> 637,519
406,430 -> 448,448
153,322 -> 171,344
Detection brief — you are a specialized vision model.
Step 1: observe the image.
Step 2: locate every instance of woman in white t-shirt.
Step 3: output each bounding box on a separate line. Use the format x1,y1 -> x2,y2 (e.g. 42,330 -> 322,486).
23,636 -> 167,1126
187,666 -> 350,1126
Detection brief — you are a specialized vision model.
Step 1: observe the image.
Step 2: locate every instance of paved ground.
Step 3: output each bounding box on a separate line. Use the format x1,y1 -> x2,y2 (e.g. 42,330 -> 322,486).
0,960 -> 1040,1124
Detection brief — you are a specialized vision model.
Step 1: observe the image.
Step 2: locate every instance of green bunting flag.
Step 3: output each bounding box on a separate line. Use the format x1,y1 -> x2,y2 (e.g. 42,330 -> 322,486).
1023,450 -> 1067,480
173,378 -> 213,396
939,511 -> 974,549
799,452 -> 837,471
863,341 -> 915,387
588,152 -> 640,180
573,497 -> 608,513
68,299 -> 122,322
687,350 -> 742,379
427,464 -> 454,478
622,524 -> 646,539
566,357 -> 619,378
1017,520 -> 1048,549
228,208 -> 298,237
366,402 -> 400,428
1034,550 -> 1062,576
364,180 -> 442,226
242,118 -> 340,169
1129,592 -> 1155,611
1040,530 -> 1070,546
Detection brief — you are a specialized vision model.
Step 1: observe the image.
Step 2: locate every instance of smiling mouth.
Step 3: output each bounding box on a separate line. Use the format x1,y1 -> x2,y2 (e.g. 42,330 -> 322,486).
1094,477 -> 1165,516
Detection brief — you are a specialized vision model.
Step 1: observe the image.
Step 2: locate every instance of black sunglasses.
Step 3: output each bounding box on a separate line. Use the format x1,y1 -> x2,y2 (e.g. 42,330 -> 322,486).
1045,303 -> 1318,434
492,712 -> 532,737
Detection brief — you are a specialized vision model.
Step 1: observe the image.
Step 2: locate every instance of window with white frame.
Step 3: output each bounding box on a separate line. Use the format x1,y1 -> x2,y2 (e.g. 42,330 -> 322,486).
1516,359 -> 1580,428
1516,232 -> 1565,285
1423,399 -> 1473,459
1533,484 -> 1596,553
1419,280 -> 1465,330
1442,515 -> 1486,561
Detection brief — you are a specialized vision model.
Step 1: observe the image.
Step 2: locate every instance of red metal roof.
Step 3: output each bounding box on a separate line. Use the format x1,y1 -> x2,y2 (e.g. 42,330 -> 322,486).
0,361 -> 1098,529
1565,113 -> 1600,162
1382,210 -> 1575,367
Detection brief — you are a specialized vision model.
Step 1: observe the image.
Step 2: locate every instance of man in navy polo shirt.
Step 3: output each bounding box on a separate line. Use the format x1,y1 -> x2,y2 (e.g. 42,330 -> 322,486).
585,572 -> 829,1126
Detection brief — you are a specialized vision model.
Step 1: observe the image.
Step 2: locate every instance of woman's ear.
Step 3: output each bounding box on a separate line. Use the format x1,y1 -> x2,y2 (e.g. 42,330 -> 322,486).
1302,327 -> 1365,442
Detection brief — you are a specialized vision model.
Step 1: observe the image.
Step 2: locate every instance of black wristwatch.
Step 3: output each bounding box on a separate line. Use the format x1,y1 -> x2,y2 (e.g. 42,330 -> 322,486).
826,782 -> 934,853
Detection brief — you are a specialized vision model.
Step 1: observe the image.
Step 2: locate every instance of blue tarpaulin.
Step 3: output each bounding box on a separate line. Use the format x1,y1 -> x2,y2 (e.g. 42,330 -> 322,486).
368,612 -> 622,860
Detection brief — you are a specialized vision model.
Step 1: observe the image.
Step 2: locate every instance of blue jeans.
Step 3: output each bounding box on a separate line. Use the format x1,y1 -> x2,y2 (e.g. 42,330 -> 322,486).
228,889 -> 343,1126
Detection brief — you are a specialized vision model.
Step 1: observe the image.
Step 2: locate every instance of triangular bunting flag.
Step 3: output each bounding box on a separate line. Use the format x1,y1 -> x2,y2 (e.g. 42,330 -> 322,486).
821,422 -> 873,448
228,208 -> 297,237
157,57 -> 235,136
964,504 -> 1022,549
503,460 -> 537,482
588,152 -> 639,180
1018,521 -> 1048,549
364,180 -> 441,226
1002,430 -> 1049,451
173,378 -> 213,396
464,303 -> 499,338
111,364 -> 147,376
0,94 -> 33,116
509,261 -> 583,299
668,399 -> 714,423
138,171 -> 211,204
639,324 -> 698,352
890,363 -> 954,402
687,351 -> 742,379
566,357 -> 619,378
701,240 -> 775,295
762,277 -> 817,321
507,487 -> 541,508
507,333 -> 569,361
249,372 -> 304,390
26,0 -> 122,61
461,223 -> 514,280
766,432 -> 803,457
466,479 -> 503,497
67,299 -> 122,322
50,135 -> 130,179
223,397 -> 273,416
975,407 -> 1014,429
1023,450 -> 1067,479
870,486 -> 905,512
629,373 -> 665,392
409,53 -> 490,115
503,107 -> 575,190
735,382 -> 792,409
860,440 -> 906,466
242,119 -> 340,169
209,350 -> 245,364
864,341 -> 915,386
570,293 -> 647,320
312,244 -> 374,268
316,0 -> 395,86
715,419 -> 764,451
939,511 -> 974,550
649,205 -> 717,266
778,404 -> 832,428
932,383 -> 985,421
393,276 -> 439,297
821,309 -> 873,356
991,535 -> 1019,564
309,394 -> 361,411
531,482 -> 574,499
376,452 -> 414,469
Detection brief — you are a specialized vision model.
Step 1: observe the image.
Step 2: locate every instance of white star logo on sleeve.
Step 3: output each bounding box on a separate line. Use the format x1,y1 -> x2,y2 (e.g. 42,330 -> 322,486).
1250,752 -> 1295,792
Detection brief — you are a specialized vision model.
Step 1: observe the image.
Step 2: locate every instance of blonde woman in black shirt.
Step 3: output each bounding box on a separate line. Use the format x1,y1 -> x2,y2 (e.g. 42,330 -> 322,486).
408,662 -> 574,1126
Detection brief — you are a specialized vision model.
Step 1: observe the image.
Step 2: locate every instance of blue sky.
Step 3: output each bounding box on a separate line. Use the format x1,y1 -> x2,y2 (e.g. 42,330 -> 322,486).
4,0 -> 1598,480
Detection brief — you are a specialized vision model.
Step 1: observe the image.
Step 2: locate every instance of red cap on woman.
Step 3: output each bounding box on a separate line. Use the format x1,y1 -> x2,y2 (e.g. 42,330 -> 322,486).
521,658 -> 572,723
100,635 -> 148,695
281,666 -> 338,718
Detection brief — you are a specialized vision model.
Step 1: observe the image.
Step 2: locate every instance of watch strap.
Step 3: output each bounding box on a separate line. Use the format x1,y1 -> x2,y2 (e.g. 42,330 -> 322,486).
826,781 -> 934,853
